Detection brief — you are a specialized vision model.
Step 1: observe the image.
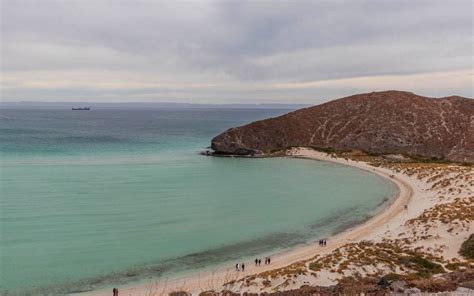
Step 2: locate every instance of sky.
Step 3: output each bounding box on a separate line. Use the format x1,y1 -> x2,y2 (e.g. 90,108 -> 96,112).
1,0 -> 473,104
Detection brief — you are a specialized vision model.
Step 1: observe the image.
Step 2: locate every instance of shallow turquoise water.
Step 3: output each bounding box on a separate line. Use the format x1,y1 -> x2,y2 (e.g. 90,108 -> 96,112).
0,109 -> 396,294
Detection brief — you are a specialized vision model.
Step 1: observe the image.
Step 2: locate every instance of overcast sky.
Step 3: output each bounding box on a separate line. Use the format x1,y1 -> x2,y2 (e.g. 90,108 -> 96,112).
1,0 -> 473,104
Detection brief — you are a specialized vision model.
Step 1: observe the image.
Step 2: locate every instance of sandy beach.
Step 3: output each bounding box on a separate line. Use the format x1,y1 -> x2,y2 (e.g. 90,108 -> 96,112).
81,147 -> 454,296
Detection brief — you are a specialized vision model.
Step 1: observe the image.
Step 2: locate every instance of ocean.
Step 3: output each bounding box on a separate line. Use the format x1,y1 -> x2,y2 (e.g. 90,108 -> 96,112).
0,108 -> 396,294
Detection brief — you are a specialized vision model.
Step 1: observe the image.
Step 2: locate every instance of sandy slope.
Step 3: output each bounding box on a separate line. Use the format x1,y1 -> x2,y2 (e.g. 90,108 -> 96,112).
82,148 -> 417,296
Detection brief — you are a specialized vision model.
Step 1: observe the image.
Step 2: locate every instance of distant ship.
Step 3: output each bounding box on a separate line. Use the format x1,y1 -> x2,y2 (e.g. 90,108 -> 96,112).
72,107 -> 90,110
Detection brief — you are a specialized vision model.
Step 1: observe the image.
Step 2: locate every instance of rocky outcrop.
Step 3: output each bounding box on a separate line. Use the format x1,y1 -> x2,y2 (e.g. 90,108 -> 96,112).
211,91 -> 474,163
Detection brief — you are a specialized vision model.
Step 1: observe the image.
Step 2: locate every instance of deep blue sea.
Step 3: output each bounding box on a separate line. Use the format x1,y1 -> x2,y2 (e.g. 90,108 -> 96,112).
0,108 -> 396,294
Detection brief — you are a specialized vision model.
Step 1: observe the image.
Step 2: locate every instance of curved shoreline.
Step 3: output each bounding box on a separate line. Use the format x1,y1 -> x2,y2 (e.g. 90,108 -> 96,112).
81,148 -> 413,295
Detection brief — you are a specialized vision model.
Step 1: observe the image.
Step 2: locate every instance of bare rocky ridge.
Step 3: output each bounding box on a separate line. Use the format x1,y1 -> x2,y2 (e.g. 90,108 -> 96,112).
211,91 -> 474,163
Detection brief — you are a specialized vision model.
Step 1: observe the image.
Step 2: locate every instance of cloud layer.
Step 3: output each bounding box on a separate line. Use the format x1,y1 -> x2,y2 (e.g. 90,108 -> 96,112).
1,0 -> 472,103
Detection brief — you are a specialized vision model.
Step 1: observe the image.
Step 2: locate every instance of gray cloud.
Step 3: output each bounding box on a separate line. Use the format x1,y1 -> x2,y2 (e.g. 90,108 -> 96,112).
1,0 -> 472,103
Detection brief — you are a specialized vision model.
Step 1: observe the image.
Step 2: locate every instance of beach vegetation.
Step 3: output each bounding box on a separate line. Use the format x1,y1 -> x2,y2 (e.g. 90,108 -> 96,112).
308,262 -> 322,271
397,255 -> 444,277
313,146 -> 337,154
459,234 -> 474,259
169,291 -> 191,296
445,262 -> 462,271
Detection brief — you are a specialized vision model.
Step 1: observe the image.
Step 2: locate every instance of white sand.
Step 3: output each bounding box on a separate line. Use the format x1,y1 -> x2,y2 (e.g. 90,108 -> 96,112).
81,148 -> 472,295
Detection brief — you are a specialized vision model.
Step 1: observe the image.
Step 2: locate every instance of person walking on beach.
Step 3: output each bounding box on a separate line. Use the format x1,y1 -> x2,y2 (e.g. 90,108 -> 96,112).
235,263 -> 239,271
112,288 -> 118,296
255,258 -> 258,266
268,257 -> 271,264
258,259 -> 261,266
241,263 -> 245,272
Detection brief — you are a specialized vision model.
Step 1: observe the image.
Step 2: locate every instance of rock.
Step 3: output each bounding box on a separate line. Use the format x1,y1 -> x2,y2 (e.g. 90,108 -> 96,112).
459,280 -> 474,289
377,276 -> 389,287
456,286 -> 474,293
404,287 -> 421,294
211,90 -> 474,163
390,280 -> 408,292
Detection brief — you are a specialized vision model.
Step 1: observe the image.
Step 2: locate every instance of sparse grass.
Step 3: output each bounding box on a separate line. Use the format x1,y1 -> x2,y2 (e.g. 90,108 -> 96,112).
305,240 -> 445,280
406,196 -> 474,229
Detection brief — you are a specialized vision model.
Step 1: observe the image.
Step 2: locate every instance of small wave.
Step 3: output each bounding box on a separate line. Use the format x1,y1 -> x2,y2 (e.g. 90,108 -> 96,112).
330,215 -> 372,235
309,206 -> 358,230
0,128 -> 44,135
52,135 -> 126,144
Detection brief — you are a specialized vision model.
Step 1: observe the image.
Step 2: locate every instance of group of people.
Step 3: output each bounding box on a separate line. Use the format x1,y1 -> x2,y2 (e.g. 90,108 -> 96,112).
235,256 -> 271,272
319,239 -> 327,246
235,262 -> 245,271
254,256 -> 271,266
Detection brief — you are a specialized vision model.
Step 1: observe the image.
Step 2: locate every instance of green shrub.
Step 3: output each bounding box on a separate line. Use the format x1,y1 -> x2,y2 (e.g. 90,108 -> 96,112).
460,234 -> 474,259
308,262 -> 322,271
398,254 -> 444,277
445,262 -> 461,271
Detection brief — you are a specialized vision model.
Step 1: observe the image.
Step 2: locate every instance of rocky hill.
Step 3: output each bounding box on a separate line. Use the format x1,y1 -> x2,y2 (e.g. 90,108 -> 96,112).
211,91 -> 474,163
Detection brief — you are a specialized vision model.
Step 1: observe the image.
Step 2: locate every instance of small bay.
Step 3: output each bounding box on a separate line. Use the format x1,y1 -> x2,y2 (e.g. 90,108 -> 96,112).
0,108 -> 396,294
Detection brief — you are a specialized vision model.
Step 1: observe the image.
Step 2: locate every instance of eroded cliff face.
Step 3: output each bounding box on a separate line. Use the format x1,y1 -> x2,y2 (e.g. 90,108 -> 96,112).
211,91 -> 474,163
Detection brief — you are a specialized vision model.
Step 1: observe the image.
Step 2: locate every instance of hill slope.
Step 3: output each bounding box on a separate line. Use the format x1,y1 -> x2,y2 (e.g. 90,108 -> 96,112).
211,91 -> 474,163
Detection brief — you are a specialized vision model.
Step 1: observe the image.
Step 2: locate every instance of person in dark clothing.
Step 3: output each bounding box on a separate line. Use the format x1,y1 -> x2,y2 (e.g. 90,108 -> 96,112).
241,263 -> 245,271
235,263 -> 239,271
268,257 -> 271,264
258,259 -> 261,266
255,258 -> 258,266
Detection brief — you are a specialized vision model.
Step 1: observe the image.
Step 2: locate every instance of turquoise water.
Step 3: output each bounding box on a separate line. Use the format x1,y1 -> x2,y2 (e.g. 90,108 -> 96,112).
0,108 -> 396,294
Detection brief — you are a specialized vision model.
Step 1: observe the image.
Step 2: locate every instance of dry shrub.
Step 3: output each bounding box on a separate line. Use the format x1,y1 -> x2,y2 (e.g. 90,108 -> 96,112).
169,291 -> 191,296
410,277 -> 457,292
